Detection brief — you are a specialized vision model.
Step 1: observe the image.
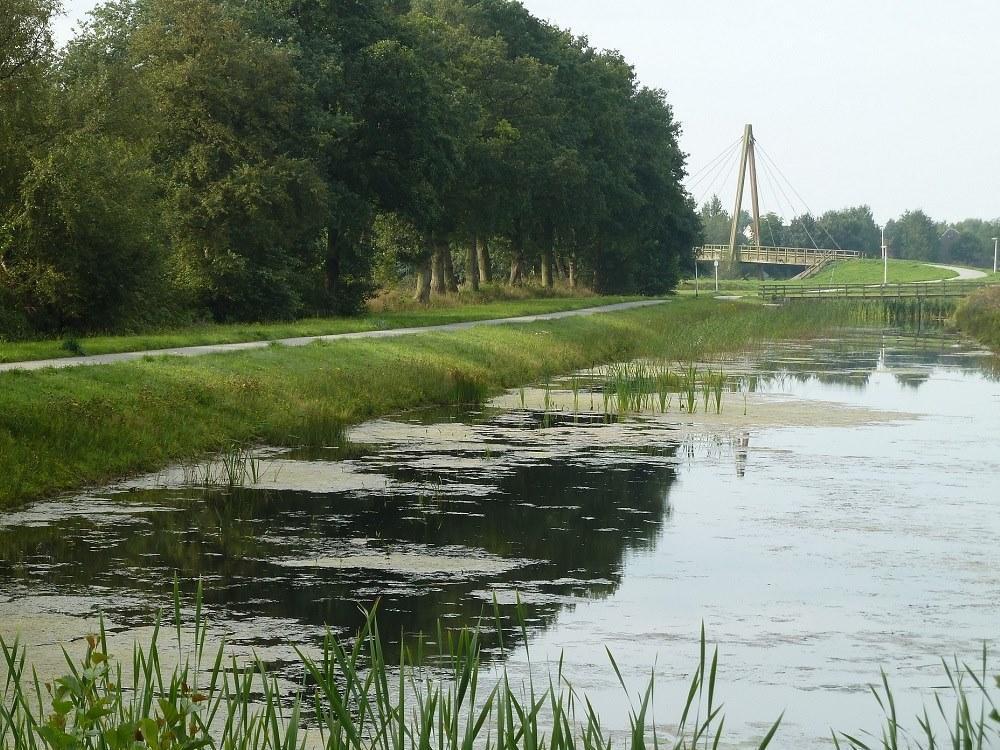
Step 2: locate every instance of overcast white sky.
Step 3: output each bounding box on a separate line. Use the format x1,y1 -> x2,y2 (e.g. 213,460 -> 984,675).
55,0 -> 1000,223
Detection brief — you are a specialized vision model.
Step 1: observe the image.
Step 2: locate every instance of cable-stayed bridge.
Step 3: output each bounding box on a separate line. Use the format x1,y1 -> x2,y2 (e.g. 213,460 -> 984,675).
690,124 -> 861,271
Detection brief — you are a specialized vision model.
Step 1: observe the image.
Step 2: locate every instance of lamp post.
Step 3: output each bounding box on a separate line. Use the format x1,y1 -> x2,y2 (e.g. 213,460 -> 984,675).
993,237 -> 998,274
881,225 -> 888,285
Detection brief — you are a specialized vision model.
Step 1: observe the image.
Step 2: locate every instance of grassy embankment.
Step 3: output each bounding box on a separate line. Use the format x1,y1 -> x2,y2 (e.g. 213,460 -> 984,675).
0,290 -> 635,364
0,298 -> 878,509
955,286 -> 1000,350
807,258 -> 958,284
678,258 -> 963,293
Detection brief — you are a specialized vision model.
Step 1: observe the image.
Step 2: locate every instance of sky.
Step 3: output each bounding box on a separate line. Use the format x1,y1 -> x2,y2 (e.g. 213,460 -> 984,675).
54,0 -> 1000,223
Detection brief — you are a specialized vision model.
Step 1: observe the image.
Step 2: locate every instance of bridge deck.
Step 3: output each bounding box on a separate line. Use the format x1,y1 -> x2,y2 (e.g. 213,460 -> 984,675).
696,244 -> 861,266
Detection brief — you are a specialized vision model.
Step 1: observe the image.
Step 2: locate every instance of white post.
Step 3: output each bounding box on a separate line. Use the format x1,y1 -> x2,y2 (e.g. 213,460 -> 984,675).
881,226 -> 888,285
993,237 -> 998,274
695,259 -> 699,297
714,259 -> 719,292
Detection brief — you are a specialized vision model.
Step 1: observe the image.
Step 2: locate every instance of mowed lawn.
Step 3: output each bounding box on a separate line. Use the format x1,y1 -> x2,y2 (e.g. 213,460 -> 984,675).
808,259 -> 959,284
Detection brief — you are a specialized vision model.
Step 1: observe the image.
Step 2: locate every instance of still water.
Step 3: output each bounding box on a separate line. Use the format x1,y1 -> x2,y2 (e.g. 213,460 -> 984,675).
2,330 -> 998,746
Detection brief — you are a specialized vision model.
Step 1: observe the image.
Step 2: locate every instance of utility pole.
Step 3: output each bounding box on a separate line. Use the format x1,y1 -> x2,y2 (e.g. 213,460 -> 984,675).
881,226 -> 888,285
727,124 -> 762,270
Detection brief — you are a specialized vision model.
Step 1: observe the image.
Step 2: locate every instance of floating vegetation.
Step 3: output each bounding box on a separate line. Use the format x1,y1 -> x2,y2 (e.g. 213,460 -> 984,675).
0,586 -> 994,750
0,586 -> 786,750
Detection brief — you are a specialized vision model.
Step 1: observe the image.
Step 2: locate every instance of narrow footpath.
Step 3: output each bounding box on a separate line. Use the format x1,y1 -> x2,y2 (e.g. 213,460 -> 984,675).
924,263 -> 988,281
0,299 -> 667,373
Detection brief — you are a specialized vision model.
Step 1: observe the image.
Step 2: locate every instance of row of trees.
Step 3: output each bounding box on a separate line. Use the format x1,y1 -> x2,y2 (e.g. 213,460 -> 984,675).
699,196 -> 999,266
0,0 -> 699,336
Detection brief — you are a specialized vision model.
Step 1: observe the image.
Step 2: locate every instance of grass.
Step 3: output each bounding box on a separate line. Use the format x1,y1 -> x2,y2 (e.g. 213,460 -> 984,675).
0,298 -> 888,509
0,292 -> 637,364
955,286 -> 1000,350
807,259 -> 959,284
676,259 -> 970,293
0,584 -> 787,750
1,585 -> 995,750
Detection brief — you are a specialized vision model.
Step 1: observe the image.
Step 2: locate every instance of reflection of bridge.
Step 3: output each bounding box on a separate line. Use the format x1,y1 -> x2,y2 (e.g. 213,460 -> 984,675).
696,244 -> 860,267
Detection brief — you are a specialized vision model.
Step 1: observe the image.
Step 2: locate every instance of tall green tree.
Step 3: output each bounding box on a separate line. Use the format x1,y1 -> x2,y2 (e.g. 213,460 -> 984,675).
886,210 -> 939,261
817,205 -> 880,255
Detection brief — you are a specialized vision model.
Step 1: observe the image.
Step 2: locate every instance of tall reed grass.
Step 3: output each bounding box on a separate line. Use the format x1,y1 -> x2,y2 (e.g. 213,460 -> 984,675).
2,587 -> 994,750
0,586 -> 784,750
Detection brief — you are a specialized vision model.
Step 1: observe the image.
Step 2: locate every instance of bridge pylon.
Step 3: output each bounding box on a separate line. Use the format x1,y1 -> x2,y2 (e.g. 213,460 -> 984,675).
724,124 -> 762,276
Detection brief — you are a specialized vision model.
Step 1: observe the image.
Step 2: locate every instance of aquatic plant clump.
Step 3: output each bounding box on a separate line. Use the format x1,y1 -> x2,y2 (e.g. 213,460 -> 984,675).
598,361 -> 728,417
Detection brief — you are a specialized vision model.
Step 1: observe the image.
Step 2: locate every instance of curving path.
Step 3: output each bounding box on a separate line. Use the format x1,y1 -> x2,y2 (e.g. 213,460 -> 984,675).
0,299 -> 667,374
924,263 -> 988,281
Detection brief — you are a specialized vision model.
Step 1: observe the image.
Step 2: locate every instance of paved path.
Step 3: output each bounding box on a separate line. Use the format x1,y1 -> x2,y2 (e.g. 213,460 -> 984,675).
925,263 -> 988,281
0,300 -> 667,374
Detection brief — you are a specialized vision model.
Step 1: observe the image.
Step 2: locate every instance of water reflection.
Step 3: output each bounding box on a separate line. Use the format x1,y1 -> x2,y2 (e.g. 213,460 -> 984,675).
0,425 -> 679,660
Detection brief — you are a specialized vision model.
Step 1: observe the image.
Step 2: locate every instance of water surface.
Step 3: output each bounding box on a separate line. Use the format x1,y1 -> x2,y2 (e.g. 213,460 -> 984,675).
2,330 -> 998,746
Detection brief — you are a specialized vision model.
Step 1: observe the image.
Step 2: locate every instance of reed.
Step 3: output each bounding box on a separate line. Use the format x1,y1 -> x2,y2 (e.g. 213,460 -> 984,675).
0,586 -> 786,750
1,587 -> 994,750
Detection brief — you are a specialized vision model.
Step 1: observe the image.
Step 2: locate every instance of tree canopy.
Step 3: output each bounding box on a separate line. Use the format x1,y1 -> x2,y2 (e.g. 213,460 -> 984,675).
0,0 -> 699,336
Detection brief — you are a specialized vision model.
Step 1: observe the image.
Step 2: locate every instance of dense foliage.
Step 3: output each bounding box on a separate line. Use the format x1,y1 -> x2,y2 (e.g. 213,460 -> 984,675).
699,196 -> 999,265
0,0 -> 699,336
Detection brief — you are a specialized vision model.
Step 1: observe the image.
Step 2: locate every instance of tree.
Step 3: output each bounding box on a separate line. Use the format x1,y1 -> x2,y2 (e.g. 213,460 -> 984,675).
698,196 -> 731,245
886,210 -> 939,261
134,0 -> 329,321
4,132 -> 165,331
817,205 -> 880,256
0,0 -> 57,229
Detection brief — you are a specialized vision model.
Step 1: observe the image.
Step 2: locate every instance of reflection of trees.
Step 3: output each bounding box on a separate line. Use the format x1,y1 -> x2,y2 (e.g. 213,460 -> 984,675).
0,448 -> 677,663
748,331 -> 999,391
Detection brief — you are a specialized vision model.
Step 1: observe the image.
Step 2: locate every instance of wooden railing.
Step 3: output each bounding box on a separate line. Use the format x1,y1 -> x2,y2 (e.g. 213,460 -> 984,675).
759,280 -> 998,301
695,245 -> 861,266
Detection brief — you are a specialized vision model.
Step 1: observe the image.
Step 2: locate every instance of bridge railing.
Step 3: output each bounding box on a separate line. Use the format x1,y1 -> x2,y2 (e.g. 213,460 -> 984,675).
695,245 -> 861,265
759,280 -> 996,301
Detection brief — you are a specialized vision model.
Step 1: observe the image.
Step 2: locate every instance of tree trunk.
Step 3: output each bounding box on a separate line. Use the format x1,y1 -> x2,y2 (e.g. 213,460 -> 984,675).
540,221 -> 555,288
441,241 -> 459,292
477,236 -> 492,283
431,244 -> 445,295
466,236 -> 480,291
554,253 -> 566,280
509,232 -> 524,286
413,256 -> 432,303
509,255 -> 523,286
324,227 -> 341,296
541,247 -> 554,288
568,256 -> 577,289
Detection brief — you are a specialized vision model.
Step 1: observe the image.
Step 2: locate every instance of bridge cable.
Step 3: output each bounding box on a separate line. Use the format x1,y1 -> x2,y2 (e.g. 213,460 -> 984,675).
750,147 -> 783,246
694,144 -> 742,209
755,140 -> 844,251
755,153 -> 825,251
688,144 -> 739,201
757,156 -> 796,237
686,136 -> 743,184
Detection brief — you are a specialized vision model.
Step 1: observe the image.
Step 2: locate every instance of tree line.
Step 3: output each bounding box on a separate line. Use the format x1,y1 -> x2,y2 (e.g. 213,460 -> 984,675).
699,196 -> 999,266
0,0 -> 700,337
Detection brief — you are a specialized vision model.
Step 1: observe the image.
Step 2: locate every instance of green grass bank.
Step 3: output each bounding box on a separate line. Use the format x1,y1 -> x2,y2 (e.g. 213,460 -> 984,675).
0,293 -> 633,364
807,258 -> 958,284
955,286 -> 1000,350
1,298 -> 877,509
